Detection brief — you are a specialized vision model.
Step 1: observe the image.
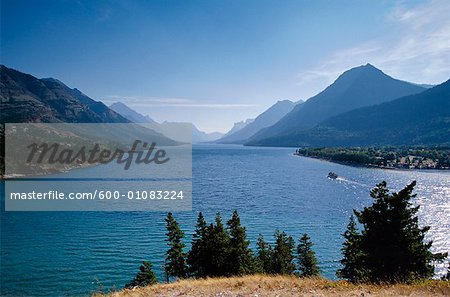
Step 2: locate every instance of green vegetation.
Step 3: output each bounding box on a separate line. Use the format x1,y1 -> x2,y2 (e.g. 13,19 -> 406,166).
337,215 -> 367,281
295,147 -> 450,169
338,181 -> 447,283
271,230 -> 296,275
125,261 -> 158,289
297,233 -> 321,277
126,181 -> 448,288
186,212 -> 208,277
255,234 -> 272,273
227,210 -> 255,275
205,213 -> 231,277
164,212 -> 187,281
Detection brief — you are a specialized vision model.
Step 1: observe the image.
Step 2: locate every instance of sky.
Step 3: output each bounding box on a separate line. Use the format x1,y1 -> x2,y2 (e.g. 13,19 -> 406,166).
2,0 -> 449,132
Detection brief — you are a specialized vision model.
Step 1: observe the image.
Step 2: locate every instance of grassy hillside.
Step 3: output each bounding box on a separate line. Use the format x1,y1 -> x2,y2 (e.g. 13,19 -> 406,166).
97,275 -> 450,297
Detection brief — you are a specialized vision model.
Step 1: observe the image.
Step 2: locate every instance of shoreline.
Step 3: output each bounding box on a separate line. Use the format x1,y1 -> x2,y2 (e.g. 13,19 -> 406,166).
293,153 -> 450,171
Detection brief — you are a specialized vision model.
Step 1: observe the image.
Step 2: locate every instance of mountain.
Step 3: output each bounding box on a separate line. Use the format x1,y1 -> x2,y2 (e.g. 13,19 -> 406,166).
108,101 -> 224,143
248,64 -> 426,144
0,65 -> 179,145
221,118 -> 254,139
192,125 -> 224,143
109,102 -> 156,123
247,80 -> 450,147
216,100 -> 297,144
0,65 -> 130,123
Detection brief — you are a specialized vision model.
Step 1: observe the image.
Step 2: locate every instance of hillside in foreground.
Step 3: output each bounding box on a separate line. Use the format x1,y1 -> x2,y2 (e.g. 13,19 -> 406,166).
98,275 -> 450,297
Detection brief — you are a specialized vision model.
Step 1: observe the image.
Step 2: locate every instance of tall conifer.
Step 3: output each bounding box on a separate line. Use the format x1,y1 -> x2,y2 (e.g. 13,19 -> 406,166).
297,233 -> 320,277
164,212 -> 187,280
227,210 -> 255,275
340,181 -> 447,282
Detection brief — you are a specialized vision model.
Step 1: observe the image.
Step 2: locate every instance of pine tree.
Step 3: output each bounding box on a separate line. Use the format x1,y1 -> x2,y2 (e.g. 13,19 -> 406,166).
187,212 -> 208,277
207,212 -> 231,276
226,210 -> 255,275
297,233 -> 320,277
272,230 -> 296,275
164,212 -> 187,280
354,181 -> 447,282
125,261 -> 158,288
256,234 -> 273,273
337,215 -> 368,282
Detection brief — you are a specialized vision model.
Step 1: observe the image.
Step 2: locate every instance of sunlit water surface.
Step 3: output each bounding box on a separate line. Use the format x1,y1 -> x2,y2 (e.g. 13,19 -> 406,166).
1,145 -> 449,296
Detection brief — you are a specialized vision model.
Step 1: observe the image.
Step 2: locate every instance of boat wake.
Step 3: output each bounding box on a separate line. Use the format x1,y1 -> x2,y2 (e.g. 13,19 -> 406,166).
334,176 -> 371,188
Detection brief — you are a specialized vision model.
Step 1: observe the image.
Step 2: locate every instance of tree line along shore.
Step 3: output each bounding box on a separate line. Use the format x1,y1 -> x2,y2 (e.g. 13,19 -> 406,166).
294,147 -> 450,169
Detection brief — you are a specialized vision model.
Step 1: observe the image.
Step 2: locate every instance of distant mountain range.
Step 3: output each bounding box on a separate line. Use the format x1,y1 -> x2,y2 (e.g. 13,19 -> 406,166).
2,64 -> 448,148
109,102 -> 224,143
221,118 -> 255,139
248,79 -> 450,146
216,100 -> 297,144
192,125 -> 224,143
249,64 -> 426,144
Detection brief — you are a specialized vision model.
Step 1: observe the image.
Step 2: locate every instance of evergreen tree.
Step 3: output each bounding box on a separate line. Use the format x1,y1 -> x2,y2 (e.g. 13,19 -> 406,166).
256,234 -> 273,273
272,230 -> 296,274
164,212 -> 187,280
125,261 -> 158,288
297,233 -> 320,277
206,212 -> 231,276
352,181 -> 447,282
337,215 -> 368,282
226,210 -> 255,275
187,212 -> 208,277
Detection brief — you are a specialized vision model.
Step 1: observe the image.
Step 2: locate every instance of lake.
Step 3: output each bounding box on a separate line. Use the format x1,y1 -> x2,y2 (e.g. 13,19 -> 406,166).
1,144 -> 449,296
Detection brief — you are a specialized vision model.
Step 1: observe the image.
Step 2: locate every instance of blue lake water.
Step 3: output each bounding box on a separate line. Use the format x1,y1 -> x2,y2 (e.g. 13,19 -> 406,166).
1,144 -> 449,296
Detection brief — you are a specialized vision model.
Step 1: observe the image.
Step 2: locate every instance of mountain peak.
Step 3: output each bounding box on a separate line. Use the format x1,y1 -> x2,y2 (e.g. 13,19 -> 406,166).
275,99 -> 294,105
109,101 -> 155,123
110,102 -> 128,109
332,63 -> 388,89
349,63 -> 383,74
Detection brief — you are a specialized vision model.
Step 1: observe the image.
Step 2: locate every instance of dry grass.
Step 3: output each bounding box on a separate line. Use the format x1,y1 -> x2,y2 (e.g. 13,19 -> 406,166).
97,274 -> 450,297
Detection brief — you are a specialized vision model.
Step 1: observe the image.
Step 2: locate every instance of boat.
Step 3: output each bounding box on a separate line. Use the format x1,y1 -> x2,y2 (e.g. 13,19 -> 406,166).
328,172 -> 338,179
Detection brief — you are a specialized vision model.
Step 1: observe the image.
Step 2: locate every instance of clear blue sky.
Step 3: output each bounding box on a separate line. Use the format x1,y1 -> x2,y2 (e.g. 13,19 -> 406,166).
2,0 -> 449,132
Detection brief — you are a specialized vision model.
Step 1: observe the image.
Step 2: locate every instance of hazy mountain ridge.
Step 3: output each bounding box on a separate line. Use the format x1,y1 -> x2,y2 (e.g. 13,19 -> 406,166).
249,64 -> 426,144
216,99 -> 297,144
247,80 -> 450,147
221,118 -> 254,139
109,101 -> 224,143
109,102 -> 155,123
192,125 -> 224,142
